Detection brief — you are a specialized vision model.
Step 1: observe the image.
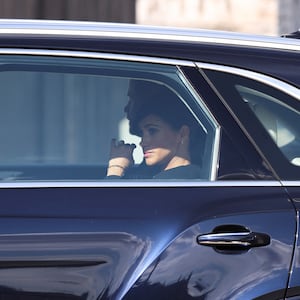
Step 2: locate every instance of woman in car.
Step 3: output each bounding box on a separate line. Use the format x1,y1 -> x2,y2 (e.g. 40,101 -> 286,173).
106,80 -> 204,179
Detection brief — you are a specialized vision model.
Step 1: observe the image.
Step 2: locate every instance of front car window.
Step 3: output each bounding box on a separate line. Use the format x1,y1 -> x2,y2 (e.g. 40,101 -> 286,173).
202,67 -> 300,180
236,85 -> 300,166
0,55 -> 217,181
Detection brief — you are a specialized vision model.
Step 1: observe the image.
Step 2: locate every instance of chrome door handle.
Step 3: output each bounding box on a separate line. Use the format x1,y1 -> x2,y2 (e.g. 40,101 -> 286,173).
197,226 -> 270,250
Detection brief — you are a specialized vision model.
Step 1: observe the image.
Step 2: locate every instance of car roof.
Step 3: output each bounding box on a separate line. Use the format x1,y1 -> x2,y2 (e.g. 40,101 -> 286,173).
0,19 -> 299,51
0,19 -> 299,88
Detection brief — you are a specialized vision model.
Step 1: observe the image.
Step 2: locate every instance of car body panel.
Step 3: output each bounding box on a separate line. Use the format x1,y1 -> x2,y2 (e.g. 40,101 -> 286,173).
0,183 -> 295,299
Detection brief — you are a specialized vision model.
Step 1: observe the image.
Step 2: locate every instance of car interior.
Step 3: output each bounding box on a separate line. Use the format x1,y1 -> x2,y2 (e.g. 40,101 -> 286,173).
238,85 -> 300,166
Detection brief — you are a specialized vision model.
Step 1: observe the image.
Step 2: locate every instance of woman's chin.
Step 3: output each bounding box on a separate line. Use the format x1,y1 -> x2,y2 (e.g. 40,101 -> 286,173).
145,159 -> 156,166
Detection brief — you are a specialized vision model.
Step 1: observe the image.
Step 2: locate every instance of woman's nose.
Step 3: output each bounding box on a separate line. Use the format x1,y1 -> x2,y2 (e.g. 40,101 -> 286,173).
140,135 -> 148,148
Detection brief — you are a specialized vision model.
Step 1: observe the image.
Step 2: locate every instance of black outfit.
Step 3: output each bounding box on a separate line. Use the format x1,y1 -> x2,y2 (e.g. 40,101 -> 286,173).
106,164 -> 204,180
124,160 -> 160,179
153,164 -> 204,179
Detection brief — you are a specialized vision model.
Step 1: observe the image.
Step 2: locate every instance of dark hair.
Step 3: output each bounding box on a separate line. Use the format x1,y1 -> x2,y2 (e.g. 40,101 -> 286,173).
128,80 -> 204,165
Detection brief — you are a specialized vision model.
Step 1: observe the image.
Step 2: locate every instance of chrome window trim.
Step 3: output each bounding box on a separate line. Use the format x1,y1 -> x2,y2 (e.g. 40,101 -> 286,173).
212,126 -> 221,180
177,67 -> 220,181
0,48 -> 195,67
0,181 -> 282,189
281,181 -> 300,187
196,62 -> 300,100
0,19 -> 300,52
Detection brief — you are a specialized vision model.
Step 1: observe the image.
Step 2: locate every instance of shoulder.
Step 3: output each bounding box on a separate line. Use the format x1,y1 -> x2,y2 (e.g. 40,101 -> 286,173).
153,164 -> 205,179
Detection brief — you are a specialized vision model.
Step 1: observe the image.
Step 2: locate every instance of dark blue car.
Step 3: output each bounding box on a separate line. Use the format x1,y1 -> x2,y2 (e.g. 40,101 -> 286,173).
0,19 -> 299,299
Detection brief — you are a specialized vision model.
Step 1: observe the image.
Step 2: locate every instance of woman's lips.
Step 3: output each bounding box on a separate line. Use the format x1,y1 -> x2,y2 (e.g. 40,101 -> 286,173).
143,150 -> 153,158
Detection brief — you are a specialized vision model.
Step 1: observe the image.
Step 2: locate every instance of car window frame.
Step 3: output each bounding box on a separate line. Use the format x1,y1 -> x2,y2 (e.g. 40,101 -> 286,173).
0,49 -> 220,184
198,62 -> 300,181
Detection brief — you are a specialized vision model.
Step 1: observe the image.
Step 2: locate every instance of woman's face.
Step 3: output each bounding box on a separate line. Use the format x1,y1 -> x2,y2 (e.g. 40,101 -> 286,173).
139,114 -> 181,167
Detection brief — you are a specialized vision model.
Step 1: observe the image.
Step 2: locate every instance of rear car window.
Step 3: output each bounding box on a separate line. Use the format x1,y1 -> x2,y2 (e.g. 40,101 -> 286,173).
0,55 -> 217,181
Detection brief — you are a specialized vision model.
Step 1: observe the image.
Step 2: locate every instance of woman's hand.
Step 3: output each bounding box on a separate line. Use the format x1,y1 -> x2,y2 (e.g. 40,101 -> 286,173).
107,139 -> 136,177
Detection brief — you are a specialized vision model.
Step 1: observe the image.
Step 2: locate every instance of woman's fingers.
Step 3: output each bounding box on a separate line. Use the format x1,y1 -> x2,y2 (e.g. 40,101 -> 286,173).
110,139 -> 136,157
111,139 -> 136,150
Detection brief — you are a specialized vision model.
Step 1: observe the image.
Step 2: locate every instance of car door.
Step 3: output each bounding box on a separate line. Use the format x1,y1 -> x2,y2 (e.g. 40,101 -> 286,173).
195,62 -> 300,299
0,50 -> 295,300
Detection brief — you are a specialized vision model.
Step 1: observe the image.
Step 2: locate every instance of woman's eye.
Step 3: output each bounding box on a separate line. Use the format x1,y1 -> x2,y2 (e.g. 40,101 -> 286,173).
148,128 -> 158,135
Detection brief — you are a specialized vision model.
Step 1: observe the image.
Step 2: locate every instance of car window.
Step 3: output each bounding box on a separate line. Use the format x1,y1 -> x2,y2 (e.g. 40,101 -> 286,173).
202,67 -> 300,180
0,55 -> 217,181
236,85 -> 300,166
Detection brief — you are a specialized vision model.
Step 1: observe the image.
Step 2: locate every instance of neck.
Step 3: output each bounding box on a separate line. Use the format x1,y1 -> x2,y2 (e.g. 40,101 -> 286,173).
163,156 -> 191,171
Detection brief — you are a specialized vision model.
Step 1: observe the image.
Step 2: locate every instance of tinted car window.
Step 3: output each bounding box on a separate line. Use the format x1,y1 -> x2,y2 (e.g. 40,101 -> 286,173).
202,67 -> 300,180
0,55 -> 217,181
236,85 -> 300,166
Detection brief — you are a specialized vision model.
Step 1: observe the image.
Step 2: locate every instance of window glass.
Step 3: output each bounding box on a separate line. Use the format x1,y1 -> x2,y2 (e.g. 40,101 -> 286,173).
236,85 -> 300,166
0,55 -> 216,181
203,68 -> 300,172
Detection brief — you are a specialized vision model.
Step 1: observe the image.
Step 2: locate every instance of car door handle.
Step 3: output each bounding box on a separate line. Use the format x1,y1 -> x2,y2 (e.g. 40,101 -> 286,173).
197,225 -> 270,250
